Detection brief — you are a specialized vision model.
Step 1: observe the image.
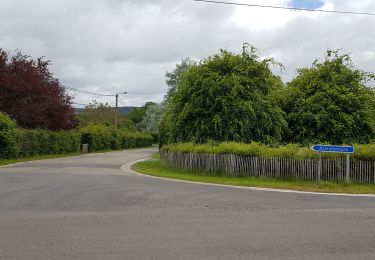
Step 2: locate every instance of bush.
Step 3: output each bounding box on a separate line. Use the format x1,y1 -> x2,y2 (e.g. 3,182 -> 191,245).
80,124 -> 153,152
0,112 -> 18,158
162,142 -> 375,160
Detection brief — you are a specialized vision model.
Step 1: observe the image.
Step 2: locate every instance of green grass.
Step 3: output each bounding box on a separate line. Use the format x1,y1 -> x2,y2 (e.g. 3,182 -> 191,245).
0,152 -> 80,166
132,157 -> 375,195
151,152 -> 160,159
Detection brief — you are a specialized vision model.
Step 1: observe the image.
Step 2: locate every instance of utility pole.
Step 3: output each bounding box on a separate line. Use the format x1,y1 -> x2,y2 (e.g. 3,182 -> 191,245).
115,92 -> 127,129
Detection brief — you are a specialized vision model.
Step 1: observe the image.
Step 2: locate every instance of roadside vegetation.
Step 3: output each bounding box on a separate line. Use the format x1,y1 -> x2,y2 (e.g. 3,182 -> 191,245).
160,45 -> 375,146
0,112 -> 152,159
133,157 -> 375,195
130,45 -> 375,193
1,45 -> 375,183
0,49 -> 153,163
162,142 -> 375,160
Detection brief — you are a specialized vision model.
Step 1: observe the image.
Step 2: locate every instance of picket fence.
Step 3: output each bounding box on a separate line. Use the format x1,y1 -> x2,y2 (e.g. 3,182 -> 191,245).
160,151 -> 375,184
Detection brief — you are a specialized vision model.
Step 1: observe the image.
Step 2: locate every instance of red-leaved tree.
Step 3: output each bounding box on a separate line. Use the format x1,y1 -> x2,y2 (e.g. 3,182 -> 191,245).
0,49 -> 76,130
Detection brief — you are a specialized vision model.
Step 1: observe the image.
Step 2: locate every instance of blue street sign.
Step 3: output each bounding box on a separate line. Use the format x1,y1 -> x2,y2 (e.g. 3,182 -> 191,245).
311,145 -> 354,154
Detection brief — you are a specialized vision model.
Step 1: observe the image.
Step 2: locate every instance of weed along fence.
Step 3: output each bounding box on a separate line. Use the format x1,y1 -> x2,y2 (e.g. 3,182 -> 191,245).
160,151 -> 375,184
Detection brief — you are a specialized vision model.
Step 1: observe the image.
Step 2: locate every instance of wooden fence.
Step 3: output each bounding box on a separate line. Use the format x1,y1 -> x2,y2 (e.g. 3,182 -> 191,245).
160,151 -> 375,184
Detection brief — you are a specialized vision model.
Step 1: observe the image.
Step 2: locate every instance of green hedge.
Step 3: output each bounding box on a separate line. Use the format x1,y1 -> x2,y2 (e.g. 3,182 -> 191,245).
80,124 -> 153,152
162,142 -> 375,160
0,112 -> 80,158
0,113 -> 152,159
15,129 -> 81,157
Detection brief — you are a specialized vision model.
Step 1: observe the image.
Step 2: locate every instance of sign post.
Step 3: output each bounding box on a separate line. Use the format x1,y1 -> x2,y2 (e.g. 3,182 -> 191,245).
311,145 -> 354,183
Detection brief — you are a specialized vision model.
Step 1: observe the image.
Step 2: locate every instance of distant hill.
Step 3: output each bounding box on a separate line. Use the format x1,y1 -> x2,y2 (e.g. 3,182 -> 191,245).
74,106 -> 138,116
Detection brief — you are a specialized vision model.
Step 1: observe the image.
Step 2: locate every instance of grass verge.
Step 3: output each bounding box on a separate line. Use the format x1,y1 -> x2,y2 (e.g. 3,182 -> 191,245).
0,146 -> 155,166
132,157 -> 375,195
0,152 -> 80,166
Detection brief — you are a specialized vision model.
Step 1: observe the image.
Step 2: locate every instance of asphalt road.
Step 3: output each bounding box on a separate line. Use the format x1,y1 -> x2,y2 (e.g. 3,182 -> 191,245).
0,148 -> 374,260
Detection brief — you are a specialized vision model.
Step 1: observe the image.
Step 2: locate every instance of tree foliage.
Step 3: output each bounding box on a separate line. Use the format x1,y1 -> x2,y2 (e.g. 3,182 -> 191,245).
0,112 -> 17,158
77,100 -> 117,126
164,58 -> 195,102
160,45 -> 287,145
138,102 -> 166,140
125,101 -> 156,130
283,50 -> 375,144
0,49 -> 75,130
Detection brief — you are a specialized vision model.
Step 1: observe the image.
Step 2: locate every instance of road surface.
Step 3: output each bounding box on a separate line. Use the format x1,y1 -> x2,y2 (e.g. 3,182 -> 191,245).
0,148 -> 374,260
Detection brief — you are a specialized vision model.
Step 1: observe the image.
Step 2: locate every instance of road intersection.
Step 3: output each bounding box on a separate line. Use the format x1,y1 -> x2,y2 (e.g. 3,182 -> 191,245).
0,148 -> 374,259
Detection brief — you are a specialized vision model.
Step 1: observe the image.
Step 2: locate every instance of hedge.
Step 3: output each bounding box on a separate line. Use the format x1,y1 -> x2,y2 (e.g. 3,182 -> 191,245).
162,142 -> 375,161
80,124 -> 153,152
15,129 -> 81,157
0,113 -> 153,159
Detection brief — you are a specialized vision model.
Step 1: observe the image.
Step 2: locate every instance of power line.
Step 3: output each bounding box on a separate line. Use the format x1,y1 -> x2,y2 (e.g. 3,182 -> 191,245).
63,86 -> 115,97
72,102 -> 88,106
192,0 -> 375,16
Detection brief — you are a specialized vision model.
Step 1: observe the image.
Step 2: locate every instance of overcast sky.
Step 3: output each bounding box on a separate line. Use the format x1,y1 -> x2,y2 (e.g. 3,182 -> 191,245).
0,0 -> 374,107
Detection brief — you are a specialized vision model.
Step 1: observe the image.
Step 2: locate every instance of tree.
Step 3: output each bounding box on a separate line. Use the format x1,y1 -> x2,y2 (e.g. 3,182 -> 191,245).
138,102 -> 166,141
0,49 -> 75,130
165,58 -> 195,102
125,101 -> 156,130
283,50 -> 375,144
160,44 -> 287,145
77,100 -> 117,126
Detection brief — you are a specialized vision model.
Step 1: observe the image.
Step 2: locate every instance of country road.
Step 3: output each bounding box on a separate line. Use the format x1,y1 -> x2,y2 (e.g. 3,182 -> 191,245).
0,148 -> 374,260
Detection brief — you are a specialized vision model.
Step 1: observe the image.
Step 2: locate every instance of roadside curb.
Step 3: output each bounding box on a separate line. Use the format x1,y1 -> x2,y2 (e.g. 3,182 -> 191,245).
121,159 -> 375,198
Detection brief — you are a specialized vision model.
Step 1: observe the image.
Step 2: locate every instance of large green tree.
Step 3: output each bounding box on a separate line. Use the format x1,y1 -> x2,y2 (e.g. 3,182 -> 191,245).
160,45 -> 287,145
283,50 -> 375,144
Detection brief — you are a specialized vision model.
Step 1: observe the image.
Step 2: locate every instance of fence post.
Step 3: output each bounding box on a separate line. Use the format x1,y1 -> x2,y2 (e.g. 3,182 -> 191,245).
346,153 -> 350,183
317,152 -> 321,183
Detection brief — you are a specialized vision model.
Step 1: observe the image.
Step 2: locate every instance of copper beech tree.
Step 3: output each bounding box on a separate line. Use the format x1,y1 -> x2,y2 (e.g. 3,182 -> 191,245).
0,49 -> 76,130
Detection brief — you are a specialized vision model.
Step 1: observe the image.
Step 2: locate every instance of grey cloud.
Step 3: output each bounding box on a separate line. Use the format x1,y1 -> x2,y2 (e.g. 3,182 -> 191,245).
0,0 -> 374,106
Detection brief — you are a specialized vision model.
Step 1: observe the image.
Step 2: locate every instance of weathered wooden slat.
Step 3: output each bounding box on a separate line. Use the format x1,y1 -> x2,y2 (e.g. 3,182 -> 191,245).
160,151 -> 375,184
